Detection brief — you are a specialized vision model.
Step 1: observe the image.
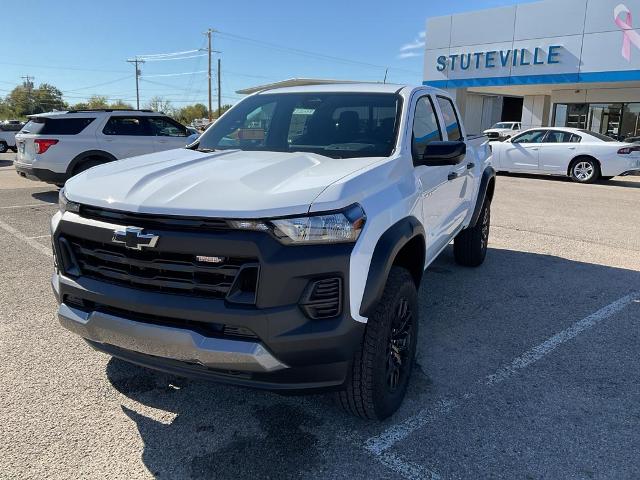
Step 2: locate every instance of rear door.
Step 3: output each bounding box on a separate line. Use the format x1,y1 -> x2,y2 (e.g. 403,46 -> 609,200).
97,116 -> 157,159
537,130 -> 581,173
147,116 -> 192,151
500,130 -> 547,171
435,96 -> 471,235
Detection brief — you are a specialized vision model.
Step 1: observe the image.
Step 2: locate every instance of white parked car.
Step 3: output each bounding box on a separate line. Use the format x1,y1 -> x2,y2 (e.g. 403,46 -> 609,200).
490,127 -> 640,183
14,109 -> 199,186
483,122 -> 521,141
52,83 -> 495,419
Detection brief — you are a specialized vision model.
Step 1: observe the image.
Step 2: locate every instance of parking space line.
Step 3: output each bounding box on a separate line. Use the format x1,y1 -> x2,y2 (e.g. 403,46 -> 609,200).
0,219 -> 52,257
0,203 -> 57,210
364,291 -> 640,478
27,234 -> 51,239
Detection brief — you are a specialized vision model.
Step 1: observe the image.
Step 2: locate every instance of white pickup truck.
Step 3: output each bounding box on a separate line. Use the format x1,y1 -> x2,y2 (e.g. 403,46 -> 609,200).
0,121 -> 22,153
51,83 -> 495,419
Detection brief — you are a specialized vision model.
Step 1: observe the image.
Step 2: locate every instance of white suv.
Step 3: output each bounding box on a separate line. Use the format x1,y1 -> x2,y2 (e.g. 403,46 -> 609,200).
14,109 -> 198,185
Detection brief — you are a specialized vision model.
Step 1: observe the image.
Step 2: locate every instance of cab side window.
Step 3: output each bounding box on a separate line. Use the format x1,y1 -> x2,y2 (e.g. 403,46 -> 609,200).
412,96 -> 442,162
436,96 -> 463,141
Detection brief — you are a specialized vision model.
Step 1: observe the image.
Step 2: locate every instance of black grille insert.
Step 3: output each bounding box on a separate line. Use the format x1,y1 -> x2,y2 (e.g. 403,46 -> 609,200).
79,205 -> 230,231
60,235 -> 258,300
300,277 -> 342,320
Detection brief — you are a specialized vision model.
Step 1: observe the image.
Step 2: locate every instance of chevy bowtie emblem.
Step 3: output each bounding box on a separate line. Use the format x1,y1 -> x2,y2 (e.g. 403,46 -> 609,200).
112,227 -> 159,250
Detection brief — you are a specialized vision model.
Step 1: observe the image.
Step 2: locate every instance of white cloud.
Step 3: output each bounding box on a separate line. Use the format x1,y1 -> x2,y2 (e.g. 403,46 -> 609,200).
398,31 -> 426,59
398,51 -> 423,59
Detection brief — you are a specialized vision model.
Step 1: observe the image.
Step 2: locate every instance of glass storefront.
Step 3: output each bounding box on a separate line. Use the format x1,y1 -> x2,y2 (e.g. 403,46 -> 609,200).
553,103 -> 640,140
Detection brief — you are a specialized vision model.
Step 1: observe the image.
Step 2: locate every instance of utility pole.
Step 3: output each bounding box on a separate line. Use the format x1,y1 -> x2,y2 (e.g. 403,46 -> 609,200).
217,58 -> 221,118
21,75 -> 34,114
126,58 -> 145,109
203,29 -> 221,121
206,29 -> 214,121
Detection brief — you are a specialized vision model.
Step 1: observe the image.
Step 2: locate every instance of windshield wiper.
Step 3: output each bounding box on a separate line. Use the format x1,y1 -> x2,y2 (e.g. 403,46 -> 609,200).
195,147 -> 216,153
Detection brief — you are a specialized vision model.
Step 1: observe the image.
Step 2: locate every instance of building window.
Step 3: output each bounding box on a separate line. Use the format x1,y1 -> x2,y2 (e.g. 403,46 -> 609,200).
553,103 -> 636,140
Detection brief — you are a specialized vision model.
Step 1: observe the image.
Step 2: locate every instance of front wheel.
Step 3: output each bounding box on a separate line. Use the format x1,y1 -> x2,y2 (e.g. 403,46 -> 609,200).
337,267 -> 418,420
454,200 -> 491,267
0,142 -> 7,153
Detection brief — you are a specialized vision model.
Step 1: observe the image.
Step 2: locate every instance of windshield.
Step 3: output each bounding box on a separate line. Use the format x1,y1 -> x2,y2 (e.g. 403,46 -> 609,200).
492,122 -> 513,129
579,130 -> 616,142
196,92 -> 401,158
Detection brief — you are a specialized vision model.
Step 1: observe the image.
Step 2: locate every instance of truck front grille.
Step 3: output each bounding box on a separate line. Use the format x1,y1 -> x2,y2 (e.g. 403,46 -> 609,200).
58,235 -> 258,300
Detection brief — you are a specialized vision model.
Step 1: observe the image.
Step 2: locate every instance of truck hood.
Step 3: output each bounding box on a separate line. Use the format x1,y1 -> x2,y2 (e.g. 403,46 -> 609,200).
65,148 -> 382,218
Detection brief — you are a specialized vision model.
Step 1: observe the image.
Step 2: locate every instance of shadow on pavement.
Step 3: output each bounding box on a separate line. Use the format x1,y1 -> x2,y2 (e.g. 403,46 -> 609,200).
0,159 -> 14,167
105,247 -> 640,479
31,190 -> 60,204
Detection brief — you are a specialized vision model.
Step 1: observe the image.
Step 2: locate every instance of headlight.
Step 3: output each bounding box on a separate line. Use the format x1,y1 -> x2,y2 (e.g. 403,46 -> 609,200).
228,204 -> 366,245
58,188 -> 80,214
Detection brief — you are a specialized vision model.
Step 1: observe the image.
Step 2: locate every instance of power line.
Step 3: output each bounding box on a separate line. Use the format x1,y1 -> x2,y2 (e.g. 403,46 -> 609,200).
137,49 -> 201,59
216,30 -> 421,76
0,60 -> 128,74
141,54 -> 208,62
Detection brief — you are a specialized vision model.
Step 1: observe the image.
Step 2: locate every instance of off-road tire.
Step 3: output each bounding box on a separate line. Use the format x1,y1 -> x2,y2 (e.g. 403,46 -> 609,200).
454,200 -> 491,267
337,267 -> 418,420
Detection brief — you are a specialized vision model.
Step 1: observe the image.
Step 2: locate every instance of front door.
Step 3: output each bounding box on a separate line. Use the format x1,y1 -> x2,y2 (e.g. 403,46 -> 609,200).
501,129 -> 547,172
147,116 -> 192,151
411,94 -> 459,260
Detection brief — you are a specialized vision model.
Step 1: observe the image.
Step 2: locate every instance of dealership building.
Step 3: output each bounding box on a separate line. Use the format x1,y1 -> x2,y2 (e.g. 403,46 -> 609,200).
424,0 -> 640,138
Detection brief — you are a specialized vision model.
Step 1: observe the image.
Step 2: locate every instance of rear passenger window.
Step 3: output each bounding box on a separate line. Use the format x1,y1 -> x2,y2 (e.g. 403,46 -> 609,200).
436,96 -> 463,141
103,117 -> 149,136
570,134 -> 581,143
39,118 -> 95,135
544,131 -> 574,143
412,96 -> 442,161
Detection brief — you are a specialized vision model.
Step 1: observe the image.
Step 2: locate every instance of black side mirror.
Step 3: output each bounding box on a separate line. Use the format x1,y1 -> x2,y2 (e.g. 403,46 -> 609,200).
416,141 -> 466,167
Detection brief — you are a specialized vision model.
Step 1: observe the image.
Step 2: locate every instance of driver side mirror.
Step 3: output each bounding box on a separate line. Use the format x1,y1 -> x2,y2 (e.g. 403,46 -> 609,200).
416,141 -> 466,167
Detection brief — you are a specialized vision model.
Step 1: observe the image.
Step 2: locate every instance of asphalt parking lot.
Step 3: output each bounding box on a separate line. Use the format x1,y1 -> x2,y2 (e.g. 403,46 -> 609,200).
1,151 -> 639,480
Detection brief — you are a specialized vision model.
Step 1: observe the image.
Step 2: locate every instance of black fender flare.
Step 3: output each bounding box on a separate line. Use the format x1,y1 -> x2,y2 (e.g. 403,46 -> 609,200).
359,217 -> 426,318
469,166 -> 496,227
66,150 -> 118,177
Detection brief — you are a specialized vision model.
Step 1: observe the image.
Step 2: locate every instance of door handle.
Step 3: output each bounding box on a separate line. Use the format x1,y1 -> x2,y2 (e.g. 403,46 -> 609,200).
448,172 -> 458,181
568,146 -> 576,150
467,162 -> 475,170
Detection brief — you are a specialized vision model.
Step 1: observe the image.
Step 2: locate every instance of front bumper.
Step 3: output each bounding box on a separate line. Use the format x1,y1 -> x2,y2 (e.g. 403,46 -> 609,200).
51,212 -> 365,391
15,162 -> 66,184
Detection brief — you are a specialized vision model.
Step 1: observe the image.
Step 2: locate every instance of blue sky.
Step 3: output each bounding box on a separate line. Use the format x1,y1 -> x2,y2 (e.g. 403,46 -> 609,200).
0,0 -> 527,108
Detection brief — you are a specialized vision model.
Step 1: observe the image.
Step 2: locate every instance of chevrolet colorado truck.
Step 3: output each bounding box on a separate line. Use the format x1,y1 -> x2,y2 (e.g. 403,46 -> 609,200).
51,83 -> 495,419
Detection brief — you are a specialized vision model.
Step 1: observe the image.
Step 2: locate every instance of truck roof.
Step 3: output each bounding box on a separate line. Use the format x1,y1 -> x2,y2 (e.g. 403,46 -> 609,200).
256,82 -> 406,95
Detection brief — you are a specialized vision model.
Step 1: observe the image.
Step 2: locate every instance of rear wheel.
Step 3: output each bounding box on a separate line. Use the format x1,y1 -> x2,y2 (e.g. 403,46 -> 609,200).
337,267 -> 418,420
569,157 -> 600,184
72,157 -> 107,177
454,200 -> 491,267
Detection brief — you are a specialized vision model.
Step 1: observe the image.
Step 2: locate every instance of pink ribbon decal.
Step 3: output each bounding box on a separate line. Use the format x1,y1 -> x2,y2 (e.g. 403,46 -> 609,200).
615,4 -> 640,62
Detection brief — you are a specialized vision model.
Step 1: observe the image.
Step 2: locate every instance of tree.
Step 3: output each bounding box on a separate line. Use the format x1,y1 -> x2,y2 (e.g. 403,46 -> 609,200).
5,82 -> 65,116
33,83 -> 66,113
71,96 -> 134,111
215,104 -> 232,118
146,96 -> 173,114
174,103 -> 208,125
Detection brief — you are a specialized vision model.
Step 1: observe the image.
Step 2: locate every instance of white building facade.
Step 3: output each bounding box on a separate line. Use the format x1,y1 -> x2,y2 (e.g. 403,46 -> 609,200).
424,0 -> 640,138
